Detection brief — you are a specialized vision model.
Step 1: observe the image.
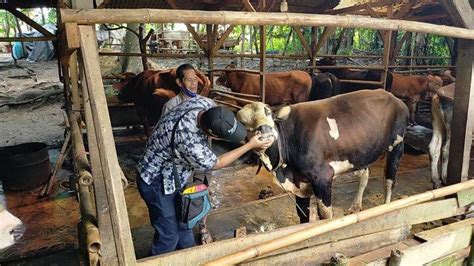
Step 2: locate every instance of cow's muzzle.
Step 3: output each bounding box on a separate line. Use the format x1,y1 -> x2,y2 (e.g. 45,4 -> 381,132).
256,125 -> 275,140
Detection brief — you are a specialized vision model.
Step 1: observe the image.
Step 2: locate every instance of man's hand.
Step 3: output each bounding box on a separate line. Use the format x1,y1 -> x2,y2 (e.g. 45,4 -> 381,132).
247,132 -> 273,150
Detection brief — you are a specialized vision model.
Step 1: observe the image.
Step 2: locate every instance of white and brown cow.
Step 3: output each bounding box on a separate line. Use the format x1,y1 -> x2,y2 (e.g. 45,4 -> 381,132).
0,204 -> 24,250
237,89 -> 409,222
428,83 -> 455,188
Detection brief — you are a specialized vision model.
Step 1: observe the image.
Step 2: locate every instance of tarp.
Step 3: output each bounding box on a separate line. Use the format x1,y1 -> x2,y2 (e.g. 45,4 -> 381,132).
12,24 -> 56,62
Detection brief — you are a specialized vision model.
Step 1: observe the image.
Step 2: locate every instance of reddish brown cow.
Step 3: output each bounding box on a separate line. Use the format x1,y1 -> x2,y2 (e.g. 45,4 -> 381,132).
114,68 -> 210,135
390,73 -> 443,125
216,64 -> 312,106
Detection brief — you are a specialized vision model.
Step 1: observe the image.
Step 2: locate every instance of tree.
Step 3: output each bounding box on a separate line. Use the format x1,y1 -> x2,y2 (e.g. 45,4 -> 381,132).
120,23 -> 142,73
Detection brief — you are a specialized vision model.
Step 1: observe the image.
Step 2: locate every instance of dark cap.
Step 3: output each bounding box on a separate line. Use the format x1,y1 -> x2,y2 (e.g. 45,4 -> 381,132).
201,107 -> 247,143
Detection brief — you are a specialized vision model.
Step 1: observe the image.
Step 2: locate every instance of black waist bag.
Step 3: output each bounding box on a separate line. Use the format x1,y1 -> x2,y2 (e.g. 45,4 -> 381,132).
171,108 -> 212,230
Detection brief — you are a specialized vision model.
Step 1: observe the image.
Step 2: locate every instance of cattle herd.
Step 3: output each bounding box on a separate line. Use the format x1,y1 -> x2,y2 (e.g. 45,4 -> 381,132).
112,59 -> 457,224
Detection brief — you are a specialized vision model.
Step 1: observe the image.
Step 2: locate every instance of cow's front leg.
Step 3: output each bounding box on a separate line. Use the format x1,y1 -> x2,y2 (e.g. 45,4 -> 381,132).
295,196 -> 310,223
312,174 -> 333,220
347,168 -> 369,213
407,99 -> 418,125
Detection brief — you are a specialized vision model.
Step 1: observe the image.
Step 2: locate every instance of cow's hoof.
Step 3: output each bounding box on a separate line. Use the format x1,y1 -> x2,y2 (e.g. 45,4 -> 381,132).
200,227 -> 213,245
345,206 -> 361,215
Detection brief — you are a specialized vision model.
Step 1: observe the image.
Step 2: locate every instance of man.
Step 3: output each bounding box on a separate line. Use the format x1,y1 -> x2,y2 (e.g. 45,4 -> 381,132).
161,63 -> 202,117
137,96 -> 272,256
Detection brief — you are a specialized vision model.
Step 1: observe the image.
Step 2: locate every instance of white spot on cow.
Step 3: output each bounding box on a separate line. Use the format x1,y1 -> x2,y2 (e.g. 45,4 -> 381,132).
329,160 -> 354,175
326,117 -> 340,140
0,208 -> 24,250
276,179 -> 313,198
388,135 -> 404,152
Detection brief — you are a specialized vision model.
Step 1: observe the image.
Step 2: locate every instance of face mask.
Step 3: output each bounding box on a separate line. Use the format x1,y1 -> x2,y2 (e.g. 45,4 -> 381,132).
181,86 -> 197,98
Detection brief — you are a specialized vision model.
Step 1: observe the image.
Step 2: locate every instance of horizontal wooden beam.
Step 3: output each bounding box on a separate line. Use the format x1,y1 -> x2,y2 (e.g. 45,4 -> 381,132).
0,36 -> 57,42
60,9 -> 474,40
6,8 -> 54,37
138,198 -> 463,265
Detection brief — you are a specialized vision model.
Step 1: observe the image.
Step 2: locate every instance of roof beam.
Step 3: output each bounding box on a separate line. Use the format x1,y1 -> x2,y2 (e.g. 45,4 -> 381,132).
440,0 -> 473,29
6,8 -> 54,37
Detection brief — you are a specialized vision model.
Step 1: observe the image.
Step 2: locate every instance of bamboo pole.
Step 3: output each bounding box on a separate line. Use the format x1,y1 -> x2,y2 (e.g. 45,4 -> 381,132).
338,79 -> 383,85
214,99 -> 242,110
204,179 -> 474,265
208,68 -> 260,74
211,91 -> 257,105
210,89 -> 261,99
259,24 -> 266,103
0,36 -> 57,42
61,9 -> 474,40
307,65 -> 384,70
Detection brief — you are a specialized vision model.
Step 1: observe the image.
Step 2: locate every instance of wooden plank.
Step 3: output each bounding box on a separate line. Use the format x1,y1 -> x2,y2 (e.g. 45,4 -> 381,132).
415,218 -> 474,241
6,8 -> 54,37
447,39 -> 474,185
79,58 -> 119,264
325,0 -> 393,15
206,24 -> 215,86
314,27 -> 336,55
241,0 -> 256,12
211,25 -> 235,56
0,36 -> 56,42
396,226 -> 472,264
427,246 -> 470,266
381,30 -> 392,90
292,26 -> 312,59
78,25 -> 135,266
69,52 -> 81,112
440,0 -> 474,29
457,188 -> 474,207
348,239 -> 421,266
259,25 -> 266,103
244,227 -> 411,265
393,31 -> 411,57
60,9 -> 474,41
60,23 -> 80,65
165,0 -> 208,53
137,198 -> 460,265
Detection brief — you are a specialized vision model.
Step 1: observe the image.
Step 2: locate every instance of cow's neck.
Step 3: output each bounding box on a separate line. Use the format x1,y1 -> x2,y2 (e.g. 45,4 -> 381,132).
263,121 -> 289,182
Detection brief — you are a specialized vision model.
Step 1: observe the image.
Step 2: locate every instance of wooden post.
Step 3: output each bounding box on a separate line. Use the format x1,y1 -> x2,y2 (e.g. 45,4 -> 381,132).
441,0 -> 474,185
447,39 -> 474,184
259,25 -> 266,103
78,25 -> 136,265
381,31 -> 392,90
240,25 -> 245,67
78,56 -> 120,264
310,26 -> 318,72
206,24 -> 214,87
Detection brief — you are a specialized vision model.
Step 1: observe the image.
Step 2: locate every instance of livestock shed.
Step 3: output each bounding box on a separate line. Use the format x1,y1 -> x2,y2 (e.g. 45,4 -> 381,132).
0,0 -> 473,265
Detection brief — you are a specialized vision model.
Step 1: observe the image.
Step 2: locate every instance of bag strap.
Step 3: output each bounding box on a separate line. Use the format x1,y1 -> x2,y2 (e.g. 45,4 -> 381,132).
170,107 -> 203,190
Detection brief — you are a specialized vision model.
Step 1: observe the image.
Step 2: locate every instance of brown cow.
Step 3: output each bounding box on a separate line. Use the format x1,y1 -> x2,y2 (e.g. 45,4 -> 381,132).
390,73 -> 443,125
237,90 -> 409,222
215,64 -> 312,106
114,68 -> 210,135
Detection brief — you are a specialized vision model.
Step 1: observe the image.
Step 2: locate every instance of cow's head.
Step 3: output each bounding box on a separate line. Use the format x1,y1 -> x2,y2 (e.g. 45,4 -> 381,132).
114,72 -> 139,103
0,205 -> 24,250
215,63 -> 236,87
426,75 -> 443,92
237,102 -> 291,171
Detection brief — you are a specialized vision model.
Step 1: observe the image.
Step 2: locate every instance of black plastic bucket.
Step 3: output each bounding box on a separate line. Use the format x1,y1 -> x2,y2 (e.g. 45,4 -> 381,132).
0,142 -> 51,191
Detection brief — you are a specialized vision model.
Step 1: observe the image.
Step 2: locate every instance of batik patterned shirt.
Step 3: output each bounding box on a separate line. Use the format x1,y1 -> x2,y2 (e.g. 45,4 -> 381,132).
137,96 -> 217,194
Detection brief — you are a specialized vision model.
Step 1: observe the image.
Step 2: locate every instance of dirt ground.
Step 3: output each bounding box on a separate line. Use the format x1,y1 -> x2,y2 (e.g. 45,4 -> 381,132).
0,54 -> 64,148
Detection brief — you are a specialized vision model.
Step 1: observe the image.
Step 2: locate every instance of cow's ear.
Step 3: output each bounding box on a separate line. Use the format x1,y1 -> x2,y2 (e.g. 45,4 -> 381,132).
274,106 -> 291,121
